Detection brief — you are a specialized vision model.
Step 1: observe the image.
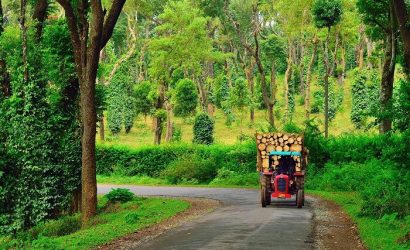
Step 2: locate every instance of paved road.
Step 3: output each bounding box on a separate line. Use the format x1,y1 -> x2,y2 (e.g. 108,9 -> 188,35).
98,185 -> 314,250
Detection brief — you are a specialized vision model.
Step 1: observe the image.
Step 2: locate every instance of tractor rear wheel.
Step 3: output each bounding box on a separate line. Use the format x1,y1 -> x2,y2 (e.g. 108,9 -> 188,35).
265,176 -> 271,205
261,175 -> 270,207
296,189 -> 303,208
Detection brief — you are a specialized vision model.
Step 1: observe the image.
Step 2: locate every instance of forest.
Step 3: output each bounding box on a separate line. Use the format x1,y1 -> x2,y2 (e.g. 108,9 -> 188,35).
0,0 -> 410,249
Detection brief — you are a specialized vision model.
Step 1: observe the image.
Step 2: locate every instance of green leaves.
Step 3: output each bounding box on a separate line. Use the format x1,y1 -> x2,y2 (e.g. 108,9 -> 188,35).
173,79 -> 198,118
193,113 -> 214,145
312,0 -> 343,29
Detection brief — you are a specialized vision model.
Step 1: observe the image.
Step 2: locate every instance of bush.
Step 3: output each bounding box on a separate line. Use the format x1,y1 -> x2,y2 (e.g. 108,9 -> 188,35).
161,155 -> 218,184
104,188 -> 134,203
96,142 -> 256,179
193,113 -> 214,145
173,79 -> 198,117
32,215 -> 81,237
209,168 -> 259,187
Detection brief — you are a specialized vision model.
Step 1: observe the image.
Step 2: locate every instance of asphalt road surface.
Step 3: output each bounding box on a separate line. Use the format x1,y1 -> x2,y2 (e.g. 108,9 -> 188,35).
98,185 -> 314,250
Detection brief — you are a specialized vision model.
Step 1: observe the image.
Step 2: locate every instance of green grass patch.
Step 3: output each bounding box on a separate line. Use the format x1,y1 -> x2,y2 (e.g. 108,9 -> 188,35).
97,174 -> 169,186
308,190 -> 410,250
0,196 -> 189,250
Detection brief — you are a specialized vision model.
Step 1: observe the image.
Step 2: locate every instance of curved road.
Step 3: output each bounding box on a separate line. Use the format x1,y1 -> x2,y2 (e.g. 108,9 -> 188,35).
98,185 -> 314,250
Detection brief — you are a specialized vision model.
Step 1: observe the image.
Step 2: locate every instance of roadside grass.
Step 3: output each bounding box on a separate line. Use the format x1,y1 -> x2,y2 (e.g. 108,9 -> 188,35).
308,190 -> 410,250
97,174 -> 259,189
0,196 -> 189,250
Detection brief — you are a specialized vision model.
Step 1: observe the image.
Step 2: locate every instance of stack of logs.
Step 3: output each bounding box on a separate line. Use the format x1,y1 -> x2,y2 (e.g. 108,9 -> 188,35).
256,132 -> 304,171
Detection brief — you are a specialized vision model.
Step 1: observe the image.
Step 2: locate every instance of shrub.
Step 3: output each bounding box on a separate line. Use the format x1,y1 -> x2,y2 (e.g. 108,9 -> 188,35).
32,215 -> 81,237
104,188 -> 134,203
124,213 -> 140,224
161,155 -> 218,184
193,113 -> 214,145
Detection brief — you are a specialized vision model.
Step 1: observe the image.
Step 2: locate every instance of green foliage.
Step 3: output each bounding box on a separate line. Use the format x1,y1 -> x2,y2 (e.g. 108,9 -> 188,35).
193,113 -> 214,145
172,124 -> 182,142
95,143 -> 256,178
393,79 -> 410,131
133,81 -> 155,118
312,0 -> 343,29
32,215 -> 81,237
229,77 -> 250,109
162,155 -> 218,184
173,79 -> 198,117
107,64 -> 137,134
209,168 -> 259,187
351,69 -> 379,128
104,188 -> 134,204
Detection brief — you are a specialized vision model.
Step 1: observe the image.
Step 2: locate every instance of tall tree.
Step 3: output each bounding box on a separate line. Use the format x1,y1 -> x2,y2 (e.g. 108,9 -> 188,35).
357,0 -> 397,133
56,0 -> 126,225
393,0 -> 410,74
312,0 -> 343,137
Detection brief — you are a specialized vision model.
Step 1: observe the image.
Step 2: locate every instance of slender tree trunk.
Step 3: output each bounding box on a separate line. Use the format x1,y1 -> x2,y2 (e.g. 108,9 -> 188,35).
165,101 -> 173,142
99,115 -> 105,141
20,0 -> 28,84
323,29 -> 331,138
305,36 -> 318,120
329,32 -> 339,76
245,64 -> 255,123
393,0 -> 410,74
358,25 -> 365,69
284,43 -> 293,121
380,4 -> 397,133
269,61 -> 277,127
154,84 -> 165,145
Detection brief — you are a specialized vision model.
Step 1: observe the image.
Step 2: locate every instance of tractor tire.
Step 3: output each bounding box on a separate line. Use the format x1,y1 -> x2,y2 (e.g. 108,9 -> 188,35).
261,184 -> 267,207
296,189 -> 303,208
265,177 -> 271,205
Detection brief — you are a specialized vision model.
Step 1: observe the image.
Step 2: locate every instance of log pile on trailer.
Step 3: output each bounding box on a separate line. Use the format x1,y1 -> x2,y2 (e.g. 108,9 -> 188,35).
256,132 -> 305,172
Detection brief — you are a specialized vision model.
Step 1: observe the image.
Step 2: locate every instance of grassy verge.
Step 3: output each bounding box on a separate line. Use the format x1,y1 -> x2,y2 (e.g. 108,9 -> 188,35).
0,196 -> 189,250
97,174 -> 259,189
308,190 -> 410,250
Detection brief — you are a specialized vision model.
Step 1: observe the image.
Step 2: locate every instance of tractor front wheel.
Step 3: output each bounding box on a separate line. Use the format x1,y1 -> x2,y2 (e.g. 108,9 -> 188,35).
296,189 -> 303,208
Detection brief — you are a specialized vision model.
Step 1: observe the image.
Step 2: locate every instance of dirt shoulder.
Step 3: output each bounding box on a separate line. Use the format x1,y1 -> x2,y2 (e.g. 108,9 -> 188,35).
96,197 -> 220,250
309,195 -> 367,250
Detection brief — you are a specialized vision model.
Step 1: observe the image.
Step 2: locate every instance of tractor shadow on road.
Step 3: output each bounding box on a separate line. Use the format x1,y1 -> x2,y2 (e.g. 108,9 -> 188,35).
266,197 -> 303,209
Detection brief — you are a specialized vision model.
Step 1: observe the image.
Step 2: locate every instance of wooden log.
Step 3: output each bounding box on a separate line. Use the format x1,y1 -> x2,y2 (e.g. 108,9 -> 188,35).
280,142 -> 284,147
288,137 -> 294,144
273,134 -> 277,139
257,134 -> 262,140
276,146 -> 283,151
277,133 -> 283,138
278,138 -> 284,143
297,136 -> 302,142
261,151 -> 266,156
284,145 -> 290,151
261,138 -> 267,143
258,143 -> 266,151
283,134 -> 289,141
262,159 -> 269,168
266,144 -> 275,153
257,139 -> 261,144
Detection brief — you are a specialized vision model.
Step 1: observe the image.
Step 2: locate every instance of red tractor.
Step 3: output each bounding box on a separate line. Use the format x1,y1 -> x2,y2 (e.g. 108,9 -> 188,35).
256,132 -> 307,208
260,151 -> 305,208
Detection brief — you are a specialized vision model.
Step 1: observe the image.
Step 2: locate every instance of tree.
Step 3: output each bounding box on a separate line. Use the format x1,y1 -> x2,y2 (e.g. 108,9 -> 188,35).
173,79 -> 198,118
229,77 -> 250,132
357,0 -> 397,133
312,0 -> 343,137
149,0 -> 219,144
392,0 -> 410,75
56,0 -> 126,225
193,112 -> 214,145
133,81 -> 155,120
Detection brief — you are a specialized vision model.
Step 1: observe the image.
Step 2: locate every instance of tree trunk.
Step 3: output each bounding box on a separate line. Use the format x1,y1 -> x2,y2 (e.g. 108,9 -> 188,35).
323,29 -> 331,138
380,4 -> 397,133
57,0 -> 126,225
329,32 -> 339,76
284,43 -> 293,121
33,0 -> 48,41
165,101 -> 173,142
393,0 -> 410,74
245,63 -> 255,123
197,79 -> 207,112
305,36 -> 318,120
269,61 -> 276,128
154,84 -> 165,145
358,25 -> 365,69
20,0 -> 28,84
99,115 -> 105,141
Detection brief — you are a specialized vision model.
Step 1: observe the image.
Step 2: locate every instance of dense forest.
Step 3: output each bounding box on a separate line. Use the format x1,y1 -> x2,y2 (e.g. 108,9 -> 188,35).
0,0 -> 410,249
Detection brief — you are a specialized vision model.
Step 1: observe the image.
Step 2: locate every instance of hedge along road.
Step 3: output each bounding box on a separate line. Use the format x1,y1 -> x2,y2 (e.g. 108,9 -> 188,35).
98,185 -> 314,250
